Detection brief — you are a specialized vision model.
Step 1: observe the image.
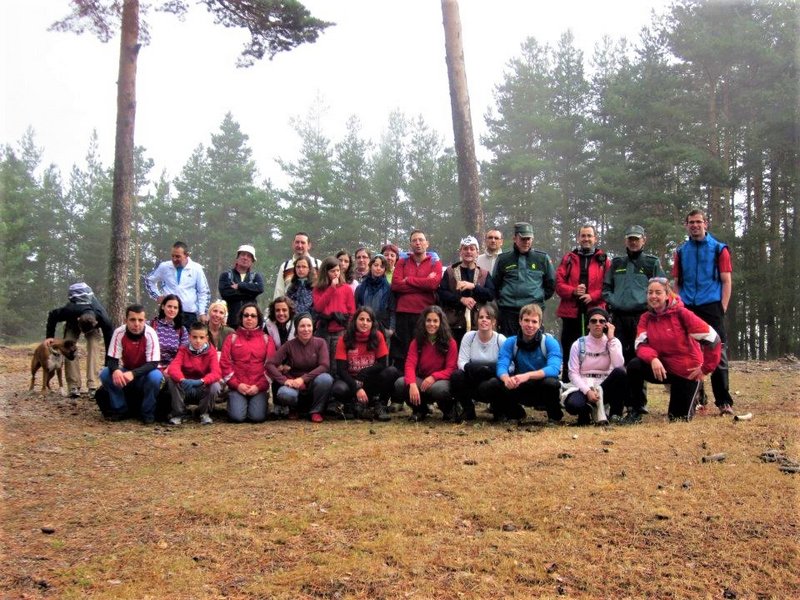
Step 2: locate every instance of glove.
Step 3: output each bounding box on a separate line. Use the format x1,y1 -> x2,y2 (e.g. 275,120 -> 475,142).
181,379 -> 203,392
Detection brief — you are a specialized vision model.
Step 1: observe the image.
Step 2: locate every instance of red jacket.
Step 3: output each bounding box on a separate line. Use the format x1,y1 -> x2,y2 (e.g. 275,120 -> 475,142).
556,248 -> 610,319
405,338 -> 458,382
167,345 -> 221,386
312,284 -> 355,333
635,294 -> 721,377
391,254 -> 443,314
220,327 -> 276,392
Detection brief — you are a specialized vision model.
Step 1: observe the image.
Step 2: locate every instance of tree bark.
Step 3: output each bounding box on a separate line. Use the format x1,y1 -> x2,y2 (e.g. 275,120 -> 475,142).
441,0 -> 483,238
107,0 -> 140,325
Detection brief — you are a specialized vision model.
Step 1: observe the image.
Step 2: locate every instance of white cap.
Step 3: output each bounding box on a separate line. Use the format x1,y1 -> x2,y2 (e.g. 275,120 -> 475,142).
237,244 -> 256,261
459,235 -> 479,249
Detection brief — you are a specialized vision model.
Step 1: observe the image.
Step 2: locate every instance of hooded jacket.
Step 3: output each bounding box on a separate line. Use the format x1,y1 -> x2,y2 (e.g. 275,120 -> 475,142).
219,327 -> 276,393
635,294 -> 721,377
555,248 -> 610,319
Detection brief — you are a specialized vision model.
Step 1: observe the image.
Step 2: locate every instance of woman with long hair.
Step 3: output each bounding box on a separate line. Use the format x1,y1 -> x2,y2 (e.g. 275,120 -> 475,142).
312,256 -> 356,375
392,305 -> 458,422
286,255 -> 315,315
151,294 -> 189,370
449,304 -> 506,422
626,277 -> 721,422
330,306 -> 401,421
354,254 -> 395,337
219,302 -> 276,423
336,250 -> 357,291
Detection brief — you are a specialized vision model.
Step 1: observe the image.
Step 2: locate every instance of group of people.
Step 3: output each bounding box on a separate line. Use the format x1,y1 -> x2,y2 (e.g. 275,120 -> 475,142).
44,208 -> 735,426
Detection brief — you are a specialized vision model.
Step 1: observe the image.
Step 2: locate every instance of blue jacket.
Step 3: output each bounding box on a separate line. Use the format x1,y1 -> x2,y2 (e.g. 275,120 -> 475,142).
676,233 -> 727,307
496,333 -> 562,379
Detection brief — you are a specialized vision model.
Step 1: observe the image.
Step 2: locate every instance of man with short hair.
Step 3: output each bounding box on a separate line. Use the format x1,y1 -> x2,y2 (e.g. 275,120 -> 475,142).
555,224 -> 610,382
492,222 -> 556,336
273,232 -> 322,298
219,244 -> 264,327
438,235 -> 495,345
353,247 -> 371,284
672,209 -> 735,415
390,230 -> 443,371
145,241 -> 211,328
476,229 -> 503,274
495,304 -> 563,423
98,304 -> 162,424
602,225 -> 665,363
45,282 -> 113,397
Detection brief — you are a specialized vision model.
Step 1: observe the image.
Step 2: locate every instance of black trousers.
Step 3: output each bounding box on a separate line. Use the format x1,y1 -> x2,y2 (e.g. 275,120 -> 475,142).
609,311 -> 642,364
627,358 -> 701,418
501,377 -> 563,421
498,306 -> 521,337
685,302 -> 733,407
331,364 -> 401,407
450,363 -> 501,406
560,316 -> 589,382
391,312 -> 419,371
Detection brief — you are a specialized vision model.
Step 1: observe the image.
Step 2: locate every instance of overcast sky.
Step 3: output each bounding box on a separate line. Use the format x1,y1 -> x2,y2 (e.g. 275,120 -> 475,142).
1,0 -> 669,187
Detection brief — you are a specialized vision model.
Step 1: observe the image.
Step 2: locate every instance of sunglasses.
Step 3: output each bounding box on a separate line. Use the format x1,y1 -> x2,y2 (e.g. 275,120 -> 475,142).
649,277 -> 669,284
589,318 -> 607,324
242,313 -> 258,318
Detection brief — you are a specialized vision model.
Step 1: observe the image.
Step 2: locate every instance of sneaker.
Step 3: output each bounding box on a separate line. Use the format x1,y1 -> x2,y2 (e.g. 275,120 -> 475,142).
638,406 -> 649,415
87,387 -> 97,398
69,387 -> 81,398
623,411 -> 642,425
199,414 -> 213,425
609,414 -> 625,425
168,416 -> 182,426
389,402 -> 405,413
310,412 -> 323,423
719,404 -> 734,416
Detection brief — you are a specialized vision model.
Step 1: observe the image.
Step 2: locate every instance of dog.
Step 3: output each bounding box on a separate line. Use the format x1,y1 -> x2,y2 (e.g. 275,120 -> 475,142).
30,338 -> 78,395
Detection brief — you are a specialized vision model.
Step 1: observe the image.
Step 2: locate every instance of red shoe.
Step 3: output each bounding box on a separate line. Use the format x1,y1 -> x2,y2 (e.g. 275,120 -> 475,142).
310,413 -> 323,423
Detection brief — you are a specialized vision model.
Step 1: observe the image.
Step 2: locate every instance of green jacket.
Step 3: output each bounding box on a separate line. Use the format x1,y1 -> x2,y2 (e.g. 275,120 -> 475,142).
493,247 -> 555,309
602,251 -> 664,313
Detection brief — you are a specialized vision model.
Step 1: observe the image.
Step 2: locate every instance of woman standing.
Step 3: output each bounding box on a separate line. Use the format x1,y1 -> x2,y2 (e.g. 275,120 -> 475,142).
219,303 -> 276,423
354,254 -> 396,338
392,305 -> 458,422
330,307 -> 400,421
449,304 -> 506,422
151,294 -> 189,371
626,278 -> 721,421
312,256 -> 356,375
336,250 -> 358,291
286,256 -> 315,315
266,313 -> 334,423
380,243 -> 400,284
207,299 -> 235,354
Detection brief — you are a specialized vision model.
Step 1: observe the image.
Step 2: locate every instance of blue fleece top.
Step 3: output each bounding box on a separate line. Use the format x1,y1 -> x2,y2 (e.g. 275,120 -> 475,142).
496,333 -> 562,379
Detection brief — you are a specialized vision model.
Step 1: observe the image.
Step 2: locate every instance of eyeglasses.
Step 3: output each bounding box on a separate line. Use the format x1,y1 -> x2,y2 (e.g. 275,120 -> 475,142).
589,318 -> 607,324
242,313 -> 258,318
649,277 -> 669,284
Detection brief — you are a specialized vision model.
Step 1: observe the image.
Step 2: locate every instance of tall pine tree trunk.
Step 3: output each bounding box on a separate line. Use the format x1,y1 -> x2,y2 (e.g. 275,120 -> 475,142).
107,0 -> 139,324
441,0 -> 483,237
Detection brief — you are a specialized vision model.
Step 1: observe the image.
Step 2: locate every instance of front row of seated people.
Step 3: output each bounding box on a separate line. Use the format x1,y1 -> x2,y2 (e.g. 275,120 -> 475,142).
96,276 -> 721,426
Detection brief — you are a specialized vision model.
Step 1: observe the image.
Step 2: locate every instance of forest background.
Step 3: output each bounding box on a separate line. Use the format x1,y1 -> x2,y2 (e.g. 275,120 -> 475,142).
1,0 -> 797,360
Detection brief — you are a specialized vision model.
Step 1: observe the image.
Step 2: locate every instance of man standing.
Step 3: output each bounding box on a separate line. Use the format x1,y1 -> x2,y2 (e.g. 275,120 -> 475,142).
602,225 -> 665,363
98,304 -> 162,423
218,244 -> 264,327
45,282 -> 113,397
145,241 -> 210,328
273,232 -> 322,298
555,224 -> 610,382
476,229 -> 503,274
390,230 -> 443,371
438,235 -> 495,345
493,222 -> 556,336
672,209 -> 735,415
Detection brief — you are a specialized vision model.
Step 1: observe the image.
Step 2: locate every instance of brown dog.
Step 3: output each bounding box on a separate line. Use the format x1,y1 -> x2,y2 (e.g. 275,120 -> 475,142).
30,339 -> 78,395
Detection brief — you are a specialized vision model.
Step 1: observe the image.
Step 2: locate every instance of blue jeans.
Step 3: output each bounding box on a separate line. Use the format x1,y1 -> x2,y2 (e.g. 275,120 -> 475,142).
99,367 -> 163,422
275,373 -> 334,415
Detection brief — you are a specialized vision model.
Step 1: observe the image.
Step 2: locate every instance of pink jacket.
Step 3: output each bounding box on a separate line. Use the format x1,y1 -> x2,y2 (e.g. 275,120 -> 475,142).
635,295 -> 721,378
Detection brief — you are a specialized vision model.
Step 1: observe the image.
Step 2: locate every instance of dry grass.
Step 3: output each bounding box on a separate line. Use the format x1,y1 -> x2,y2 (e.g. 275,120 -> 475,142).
1,344 -> 798,599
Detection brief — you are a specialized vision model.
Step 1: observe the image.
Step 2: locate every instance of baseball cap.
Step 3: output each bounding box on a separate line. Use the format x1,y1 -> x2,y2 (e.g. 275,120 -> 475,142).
514,222 -> 533,237
625,225 -> 645,239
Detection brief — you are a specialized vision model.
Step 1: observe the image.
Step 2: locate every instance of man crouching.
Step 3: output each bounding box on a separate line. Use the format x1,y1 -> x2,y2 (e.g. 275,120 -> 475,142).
98,304 -> 162,424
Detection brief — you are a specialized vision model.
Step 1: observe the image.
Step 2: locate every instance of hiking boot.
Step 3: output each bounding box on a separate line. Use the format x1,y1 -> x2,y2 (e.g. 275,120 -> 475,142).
375,404 -> 391,422
623,411 -> 643,425
389,402 -> 405,413
719,404 -> 734,416
461,401 -> 477,422
609,414 -> 625,425
168,416 -> 183,426
638,406 -> 649,415
408,412 -> 426,423
69,387 -> 81,398
310,412 -> 324,423
105,412 -> 127,422
142,416 -> 155,425
199,414 -> 213,425
87,387 -> 97,398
